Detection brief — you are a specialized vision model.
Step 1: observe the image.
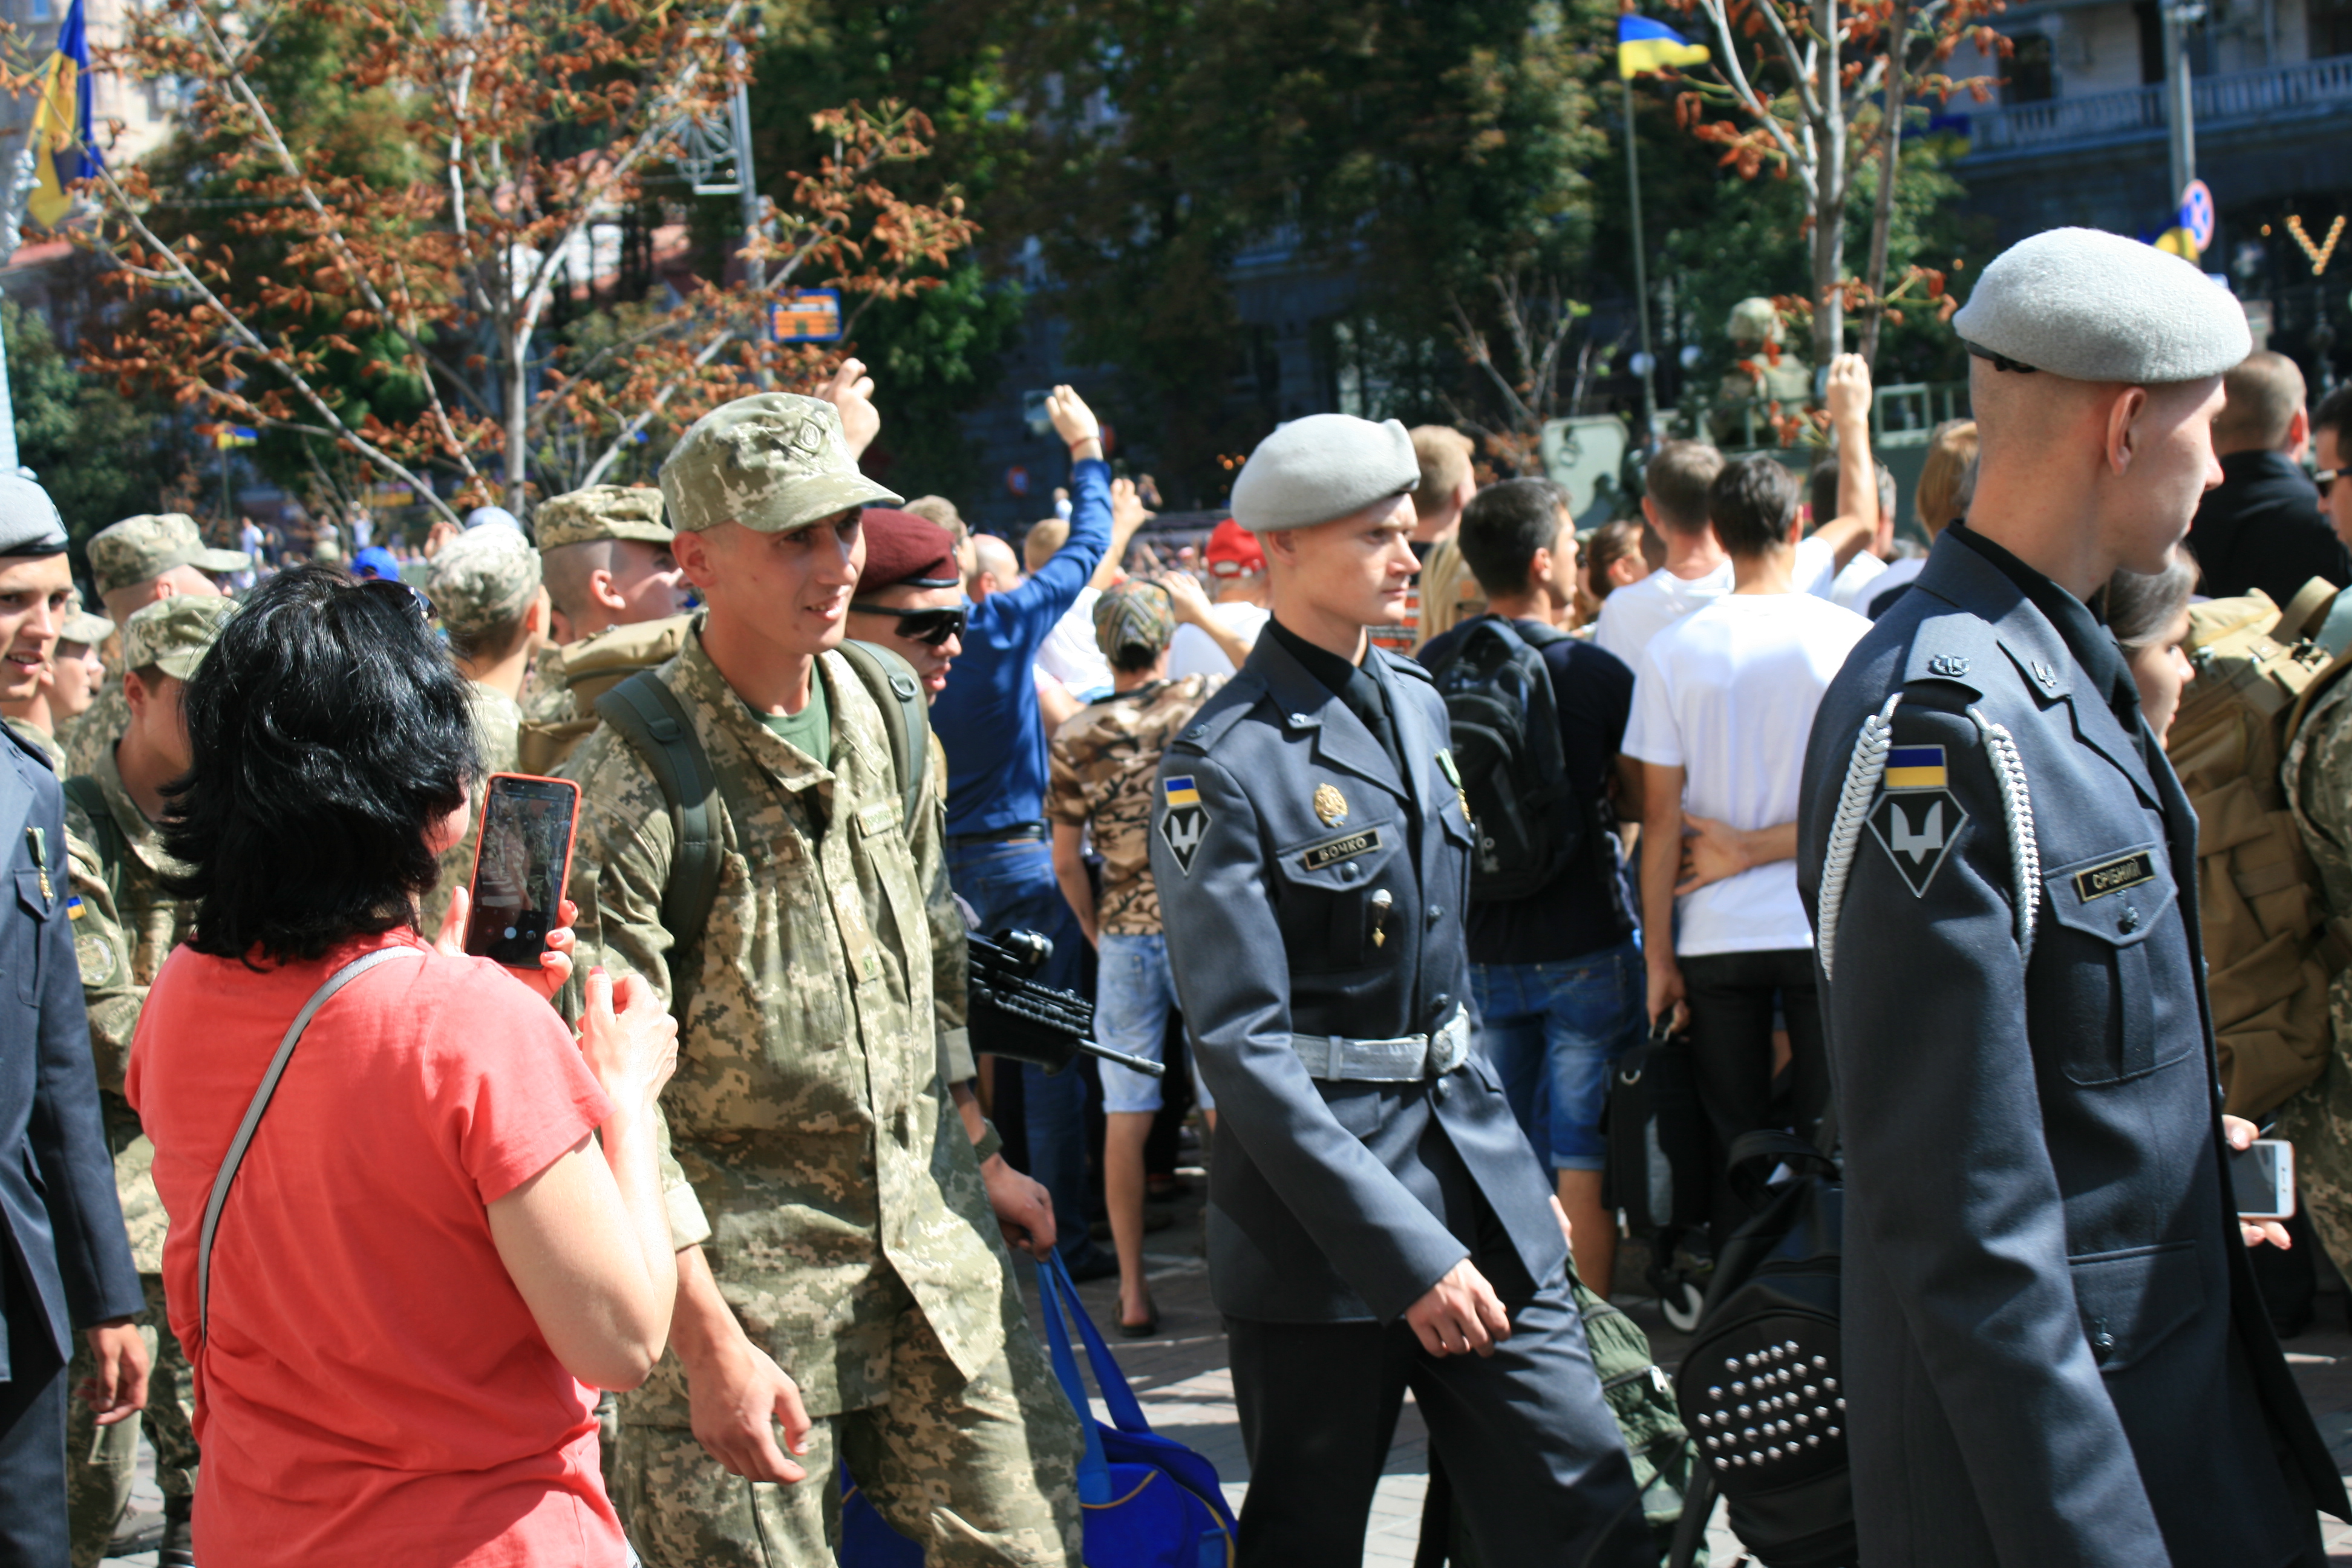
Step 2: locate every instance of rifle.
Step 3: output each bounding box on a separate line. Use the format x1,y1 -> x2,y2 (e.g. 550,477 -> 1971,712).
967,930 -> 1165,1079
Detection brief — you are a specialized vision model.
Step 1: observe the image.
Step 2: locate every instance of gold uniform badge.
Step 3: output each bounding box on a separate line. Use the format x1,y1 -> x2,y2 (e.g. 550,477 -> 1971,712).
1313,783 -> 1348,828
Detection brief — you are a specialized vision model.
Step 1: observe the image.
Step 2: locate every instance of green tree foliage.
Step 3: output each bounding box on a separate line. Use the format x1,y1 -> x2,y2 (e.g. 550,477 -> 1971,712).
5,301 -> 185,554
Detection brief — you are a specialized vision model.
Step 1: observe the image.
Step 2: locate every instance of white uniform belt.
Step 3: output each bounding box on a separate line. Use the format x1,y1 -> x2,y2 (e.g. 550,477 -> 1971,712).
1291,1007 -> 1471,1083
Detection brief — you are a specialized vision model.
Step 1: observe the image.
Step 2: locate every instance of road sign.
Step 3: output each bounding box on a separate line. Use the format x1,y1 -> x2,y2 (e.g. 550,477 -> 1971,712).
771,290 -> 842,343
2180,180 -> 2216,252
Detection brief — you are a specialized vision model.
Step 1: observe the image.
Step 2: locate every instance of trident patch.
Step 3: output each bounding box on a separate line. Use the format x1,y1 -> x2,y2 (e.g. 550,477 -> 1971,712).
1159,775 -> 1212,877
1866,786 -> 1969,898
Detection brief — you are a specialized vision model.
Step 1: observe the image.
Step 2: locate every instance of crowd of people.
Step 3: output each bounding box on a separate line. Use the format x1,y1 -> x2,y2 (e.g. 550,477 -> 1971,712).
0,223 -> 2350,1568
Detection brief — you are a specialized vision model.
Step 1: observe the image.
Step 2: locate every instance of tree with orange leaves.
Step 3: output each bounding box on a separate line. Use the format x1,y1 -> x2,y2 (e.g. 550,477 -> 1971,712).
1632,0 -> 1999,367
68,0 -> 975,528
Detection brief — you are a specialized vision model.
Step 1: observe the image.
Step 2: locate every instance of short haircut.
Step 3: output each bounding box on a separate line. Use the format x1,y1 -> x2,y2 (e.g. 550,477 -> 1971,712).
1582,519 -> 1645,604
1023,517 -> 1070,575
1645,441 -> 1722,535
1915,420 -> 1979,534
2105,544 -> 2198,652
2214,351 -> 2306,452
1805,457 -> 1898,529
972,534 -> 1021,587
162,566 -> 477,964
1709,455 -> 1802,558
443,599 -> 536,665
540,538 -> 615,621
1410,426 -> 1475,519
904,495 -> 966,538
1457,478 -> 1568,598
2313,384 -> 2352,454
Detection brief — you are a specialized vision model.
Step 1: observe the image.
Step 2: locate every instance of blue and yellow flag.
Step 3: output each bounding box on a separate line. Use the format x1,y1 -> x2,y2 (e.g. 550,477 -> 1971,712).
27,0 -> 100,230
1618,14 -> 1710,79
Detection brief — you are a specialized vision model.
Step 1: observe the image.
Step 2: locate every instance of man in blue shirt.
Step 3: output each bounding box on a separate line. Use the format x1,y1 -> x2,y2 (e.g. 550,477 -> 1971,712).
934,384 -> 1119,1275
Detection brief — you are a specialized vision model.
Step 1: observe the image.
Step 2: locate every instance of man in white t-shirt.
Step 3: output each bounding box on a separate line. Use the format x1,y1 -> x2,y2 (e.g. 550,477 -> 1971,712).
1595,356 -> 1880,670
1168,518 -> 1271,677
1624,450 -> 1869,1250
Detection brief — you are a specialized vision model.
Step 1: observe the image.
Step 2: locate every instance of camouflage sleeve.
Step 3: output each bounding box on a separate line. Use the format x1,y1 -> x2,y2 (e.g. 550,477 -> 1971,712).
564,736 -> 712,1251
918,731 -> 975,1083
62,825 -> 137,1097
1044,723 -> 1086,829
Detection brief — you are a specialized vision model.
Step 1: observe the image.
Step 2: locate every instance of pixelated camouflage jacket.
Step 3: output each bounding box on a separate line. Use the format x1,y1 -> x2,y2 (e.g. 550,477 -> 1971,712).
1045,673 -> 1225,935
560,625 -> 997,1419
60,675 -> 128,777
521,644 -> 572,723
420,679 -> 524,939
62,743 -> 181,1275
2279,674 -> 2352,1271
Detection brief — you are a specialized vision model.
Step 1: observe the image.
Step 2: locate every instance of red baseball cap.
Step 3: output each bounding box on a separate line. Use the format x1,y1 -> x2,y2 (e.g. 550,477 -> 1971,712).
1204,518 -> 1266,578
855,509 -> 960,595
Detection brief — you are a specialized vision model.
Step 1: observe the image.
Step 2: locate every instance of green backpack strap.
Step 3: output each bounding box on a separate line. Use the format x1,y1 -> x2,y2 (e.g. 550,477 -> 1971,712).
834,639 -> 931,832
594,671 -> 724,956
61,773 -> 126,897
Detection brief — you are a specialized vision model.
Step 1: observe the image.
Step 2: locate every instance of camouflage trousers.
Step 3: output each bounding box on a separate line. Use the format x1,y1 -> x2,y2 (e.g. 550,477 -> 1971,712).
2280,1014 -> 2352,1275
66,1272 -> 197,1568
615,1267 -> 1082,1567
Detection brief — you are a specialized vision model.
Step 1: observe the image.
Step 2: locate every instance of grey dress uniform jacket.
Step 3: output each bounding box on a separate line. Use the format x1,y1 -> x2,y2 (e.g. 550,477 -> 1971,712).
1796,529 -> 2347,1567
1148,633 -> 1565,1323
0,725 -> 143,1373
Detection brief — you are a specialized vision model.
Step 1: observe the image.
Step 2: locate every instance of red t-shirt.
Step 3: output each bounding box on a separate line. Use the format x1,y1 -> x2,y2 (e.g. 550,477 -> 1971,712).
126,930 -> 624,1568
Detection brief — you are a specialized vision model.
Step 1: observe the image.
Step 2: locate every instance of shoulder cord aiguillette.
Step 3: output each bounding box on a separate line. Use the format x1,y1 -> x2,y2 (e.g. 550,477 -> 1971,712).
1814,694 -> 2042,979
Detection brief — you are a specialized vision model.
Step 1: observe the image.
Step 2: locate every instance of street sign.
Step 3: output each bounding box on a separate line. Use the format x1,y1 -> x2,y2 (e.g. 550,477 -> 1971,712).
771,290 -> 842,343
2180,180 -> 2216,252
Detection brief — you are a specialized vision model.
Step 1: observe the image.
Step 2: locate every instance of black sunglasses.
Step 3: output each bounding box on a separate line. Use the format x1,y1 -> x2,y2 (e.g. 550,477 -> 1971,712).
849,601 -> 965,647
356,576 -> 434,624
2319,467 -> 2340,499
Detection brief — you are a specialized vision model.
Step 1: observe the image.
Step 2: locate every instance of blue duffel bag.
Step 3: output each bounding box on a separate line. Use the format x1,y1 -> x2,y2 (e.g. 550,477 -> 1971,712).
838,1252 -> 1237,1567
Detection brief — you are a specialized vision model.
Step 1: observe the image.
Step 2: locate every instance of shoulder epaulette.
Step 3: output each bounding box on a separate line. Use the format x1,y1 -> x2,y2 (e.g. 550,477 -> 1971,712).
1166,673 -> 1264,755
1898,612 -> 2002,699
1377,647 -> 1436,684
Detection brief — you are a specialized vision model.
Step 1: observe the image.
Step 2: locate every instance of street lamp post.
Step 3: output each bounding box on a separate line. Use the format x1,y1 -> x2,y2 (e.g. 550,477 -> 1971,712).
2161,1 -> 2205,206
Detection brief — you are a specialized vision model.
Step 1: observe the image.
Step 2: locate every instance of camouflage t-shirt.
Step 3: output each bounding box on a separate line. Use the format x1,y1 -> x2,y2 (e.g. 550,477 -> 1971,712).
1044,673 -> 1224,936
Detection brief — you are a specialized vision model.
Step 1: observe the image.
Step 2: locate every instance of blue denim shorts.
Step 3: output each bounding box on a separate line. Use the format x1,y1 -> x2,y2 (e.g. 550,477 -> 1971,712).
1092,930 -> 1214,1116
1470,939 -> 1645,1171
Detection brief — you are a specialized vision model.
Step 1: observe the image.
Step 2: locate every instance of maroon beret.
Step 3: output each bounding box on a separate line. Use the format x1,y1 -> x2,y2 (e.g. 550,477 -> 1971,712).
857,508 -> 960,594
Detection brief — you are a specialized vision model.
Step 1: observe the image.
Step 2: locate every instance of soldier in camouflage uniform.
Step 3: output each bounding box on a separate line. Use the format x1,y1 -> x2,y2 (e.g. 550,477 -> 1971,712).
61,514 -> 246,776
523,484 -> 693,728
2,596 -> 109,774
1044,576 -> 1240,1335
561,393 -> 1082,1567
2279,668 -> 2352,1272
419,526 -> 549,934
61,595 -> 237,1568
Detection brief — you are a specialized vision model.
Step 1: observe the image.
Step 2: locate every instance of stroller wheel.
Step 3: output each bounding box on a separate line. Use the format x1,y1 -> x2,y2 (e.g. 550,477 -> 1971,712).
1660,1279 -> 1706,1333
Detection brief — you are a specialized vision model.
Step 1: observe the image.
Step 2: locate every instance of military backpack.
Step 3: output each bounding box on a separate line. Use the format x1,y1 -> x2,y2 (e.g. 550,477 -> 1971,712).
2169,577 -> 2352,1118
514,614 -> 696,776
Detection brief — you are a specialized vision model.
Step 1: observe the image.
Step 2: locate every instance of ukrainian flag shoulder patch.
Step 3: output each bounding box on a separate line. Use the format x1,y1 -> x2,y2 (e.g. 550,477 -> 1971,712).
1883,746 -> 1948,791
1163,776 -> 1201,808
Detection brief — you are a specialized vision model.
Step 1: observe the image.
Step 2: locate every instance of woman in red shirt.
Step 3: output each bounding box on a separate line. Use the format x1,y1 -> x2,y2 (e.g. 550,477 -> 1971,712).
126,567 -> 678,1567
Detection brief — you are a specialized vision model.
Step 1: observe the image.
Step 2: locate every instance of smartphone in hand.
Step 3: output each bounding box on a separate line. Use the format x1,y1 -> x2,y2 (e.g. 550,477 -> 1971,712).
465,773 -> 581,969
2230,1138 -> 2296,1222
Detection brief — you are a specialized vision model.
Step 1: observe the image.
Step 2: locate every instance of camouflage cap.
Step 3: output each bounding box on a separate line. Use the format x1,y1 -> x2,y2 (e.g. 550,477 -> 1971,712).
659,393 -> 901,536
535,485 -> 670,551
1093,578 -> 1176,662
425,524 -> 543,638
89,514 -> 252,596
122,594 -> 237,681
59,590 -> 113,647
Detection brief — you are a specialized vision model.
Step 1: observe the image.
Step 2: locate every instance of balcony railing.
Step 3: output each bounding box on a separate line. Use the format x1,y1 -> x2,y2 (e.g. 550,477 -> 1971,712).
1967,53 -> 2352,152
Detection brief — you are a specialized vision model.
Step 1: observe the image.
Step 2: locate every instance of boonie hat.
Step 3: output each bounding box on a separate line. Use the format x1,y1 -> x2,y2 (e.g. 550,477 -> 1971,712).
660,394 -> 901,537
59,589 -> 111,646
535,486 -> 670,550
89,514 -> 250,596
855,509 -> 960,595
426,526 -> 543,638
122,595 -> 237,681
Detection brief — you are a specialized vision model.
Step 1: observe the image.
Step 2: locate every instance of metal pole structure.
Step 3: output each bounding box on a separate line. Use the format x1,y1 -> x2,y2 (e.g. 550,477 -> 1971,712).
2161,2 -> 2201,204
1624,77 -> 1659,440
0,142 -> 37,476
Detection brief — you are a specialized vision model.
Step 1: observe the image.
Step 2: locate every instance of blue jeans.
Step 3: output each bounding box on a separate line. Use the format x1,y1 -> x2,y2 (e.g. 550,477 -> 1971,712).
1471,939 -> 1645,1172
945,835 -> 1105,1267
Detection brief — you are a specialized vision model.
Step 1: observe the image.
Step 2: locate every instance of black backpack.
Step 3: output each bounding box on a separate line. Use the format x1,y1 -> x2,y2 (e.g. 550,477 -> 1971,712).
1428,617 -> 1584,901
1668,1117 -> 1853,1568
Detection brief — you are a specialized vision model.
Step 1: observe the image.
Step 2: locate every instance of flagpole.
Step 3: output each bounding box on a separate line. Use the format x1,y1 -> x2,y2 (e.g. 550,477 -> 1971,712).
1624,75 -> 1659,441
0,145 -> 30,476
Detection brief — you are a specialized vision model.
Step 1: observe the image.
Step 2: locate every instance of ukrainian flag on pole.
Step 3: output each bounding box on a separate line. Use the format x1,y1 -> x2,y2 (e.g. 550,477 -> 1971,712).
26,0 -> 100,229
1618,13 -> 1710,79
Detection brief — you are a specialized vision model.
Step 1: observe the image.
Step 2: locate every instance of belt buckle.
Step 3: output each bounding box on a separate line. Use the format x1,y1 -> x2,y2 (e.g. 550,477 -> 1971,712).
1426,1010 -> 1470,1077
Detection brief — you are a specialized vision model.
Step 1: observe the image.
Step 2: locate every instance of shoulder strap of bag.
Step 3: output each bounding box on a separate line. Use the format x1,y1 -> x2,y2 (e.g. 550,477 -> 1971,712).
595,671 -> 724,956
61,774 -> 125,892
834,639 -> 931,832
197,944 -> 426,1341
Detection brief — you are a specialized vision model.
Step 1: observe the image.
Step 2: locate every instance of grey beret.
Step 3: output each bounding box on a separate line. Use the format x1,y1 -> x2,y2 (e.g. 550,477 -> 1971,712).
0,475 -> 68,557
1230,414 -> 1420,534
1952,227 -> 2250,384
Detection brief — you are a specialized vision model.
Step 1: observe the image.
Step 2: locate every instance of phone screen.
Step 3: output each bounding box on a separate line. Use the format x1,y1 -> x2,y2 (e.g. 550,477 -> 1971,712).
2229,1138 -> 2294,1220
464,774 -> 581,969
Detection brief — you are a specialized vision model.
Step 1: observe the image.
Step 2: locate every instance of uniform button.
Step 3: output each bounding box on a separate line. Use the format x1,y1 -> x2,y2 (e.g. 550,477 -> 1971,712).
1341,861 -> 1361,881
1289,713 -> 1311,727
2118,906 -> 2140,934
1185,726 -> 1205,740
1426,906 -> 1443,927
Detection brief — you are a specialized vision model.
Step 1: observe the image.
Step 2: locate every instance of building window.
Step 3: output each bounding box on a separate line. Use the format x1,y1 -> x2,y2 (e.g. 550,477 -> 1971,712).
2007,33 -> 2055,103
2313,0 -> 2352,57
